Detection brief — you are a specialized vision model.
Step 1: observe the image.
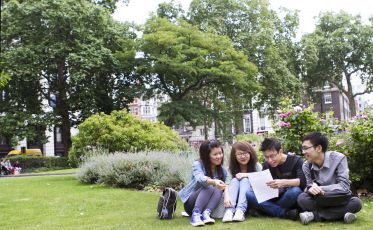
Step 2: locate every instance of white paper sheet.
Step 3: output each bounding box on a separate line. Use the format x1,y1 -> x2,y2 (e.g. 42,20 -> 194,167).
247,169 -> 279,203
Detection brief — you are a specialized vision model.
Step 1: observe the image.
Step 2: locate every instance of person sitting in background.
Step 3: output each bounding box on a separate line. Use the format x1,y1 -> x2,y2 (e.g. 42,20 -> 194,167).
222,141 -> 262,222
12,160 -> 22,175
246,138 -> 306,220
1,159 -> 12,175
297,132 -> 362,225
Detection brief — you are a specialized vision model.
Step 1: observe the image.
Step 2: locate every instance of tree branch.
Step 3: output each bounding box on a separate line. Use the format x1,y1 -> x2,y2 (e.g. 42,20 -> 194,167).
353,88 -> 372,97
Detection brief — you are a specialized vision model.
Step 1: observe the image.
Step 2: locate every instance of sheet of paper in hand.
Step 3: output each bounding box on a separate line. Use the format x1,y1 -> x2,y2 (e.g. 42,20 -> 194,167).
247,169 -> 279,203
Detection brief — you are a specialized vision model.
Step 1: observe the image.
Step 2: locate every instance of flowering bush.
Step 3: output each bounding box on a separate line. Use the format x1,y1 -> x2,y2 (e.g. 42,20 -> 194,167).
274,100 -> 335,154
329,112 -> 373,190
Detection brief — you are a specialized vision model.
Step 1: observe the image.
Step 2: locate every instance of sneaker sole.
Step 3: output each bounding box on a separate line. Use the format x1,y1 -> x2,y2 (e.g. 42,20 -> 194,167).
203,219 -> 215,224
233,218 -> 245,222
191,222 -> 205,227
344,214 -> 357,224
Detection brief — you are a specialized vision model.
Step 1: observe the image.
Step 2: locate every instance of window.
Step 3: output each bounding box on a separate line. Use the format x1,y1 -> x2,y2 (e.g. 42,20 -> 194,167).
324,92 -> 332,104
200,128 -> 205,136
260,117 -> 266,131
143,106 -> 151,115
244,117 -> 252,133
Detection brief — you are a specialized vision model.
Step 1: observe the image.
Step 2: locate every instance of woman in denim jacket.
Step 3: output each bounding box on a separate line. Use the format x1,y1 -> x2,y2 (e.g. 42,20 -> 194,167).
179,140 -> 228,227
222,141 -> 262,222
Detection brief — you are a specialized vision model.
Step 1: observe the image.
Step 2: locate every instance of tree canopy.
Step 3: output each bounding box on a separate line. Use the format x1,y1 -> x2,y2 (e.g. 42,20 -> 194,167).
188,0 -> 303,113
1,0 -> 138,154
137,16 -> 259,127
301,11 -> 373,116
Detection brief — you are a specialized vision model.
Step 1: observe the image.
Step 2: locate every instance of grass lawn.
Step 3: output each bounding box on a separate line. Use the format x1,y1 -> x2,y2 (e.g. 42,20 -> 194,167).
25,168 -> 79,174
1,174 -> 372,230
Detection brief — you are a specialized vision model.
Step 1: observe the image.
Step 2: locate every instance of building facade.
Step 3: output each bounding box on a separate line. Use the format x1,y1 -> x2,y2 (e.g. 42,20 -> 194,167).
312,85 -> 351,120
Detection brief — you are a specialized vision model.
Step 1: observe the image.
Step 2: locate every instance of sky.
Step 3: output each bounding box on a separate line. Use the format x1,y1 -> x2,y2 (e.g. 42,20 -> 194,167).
113,0 -> 372,33
112,0 -> 373,104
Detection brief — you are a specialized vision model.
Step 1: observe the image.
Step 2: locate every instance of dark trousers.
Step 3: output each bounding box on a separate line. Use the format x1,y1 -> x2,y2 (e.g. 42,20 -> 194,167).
184,186 -> 222,216
297,192 -> 362,221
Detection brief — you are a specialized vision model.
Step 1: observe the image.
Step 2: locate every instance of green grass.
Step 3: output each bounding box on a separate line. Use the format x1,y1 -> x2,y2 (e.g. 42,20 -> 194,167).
0,174 -> 372,230
25,168 -> 79,174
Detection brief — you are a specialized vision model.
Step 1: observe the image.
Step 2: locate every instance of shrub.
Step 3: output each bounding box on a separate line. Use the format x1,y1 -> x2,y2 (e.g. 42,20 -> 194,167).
274,99 -> 335,154
77,150 -> 198,190
69,110 -> 190,164
329,113 -> 373,190
6,155 -> 70,171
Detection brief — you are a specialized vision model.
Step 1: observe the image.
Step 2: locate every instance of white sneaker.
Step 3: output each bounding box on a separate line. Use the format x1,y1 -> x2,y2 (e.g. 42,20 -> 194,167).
201,209 -> 215,224
190,212 -> 205,227
344,212 -> 357,224
299,211 -> 314,225
233,209 -> 245,222
222,209 -> 234,223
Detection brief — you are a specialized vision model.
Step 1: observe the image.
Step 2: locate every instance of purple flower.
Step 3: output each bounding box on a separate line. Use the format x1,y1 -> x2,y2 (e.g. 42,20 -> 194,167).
320,119 -> 326,123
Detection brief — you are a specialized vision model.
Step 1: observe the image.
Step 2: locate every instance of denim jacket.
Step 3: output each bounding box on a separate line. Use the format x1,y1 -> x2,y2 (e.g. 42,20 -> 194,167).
178,160 -> 228,203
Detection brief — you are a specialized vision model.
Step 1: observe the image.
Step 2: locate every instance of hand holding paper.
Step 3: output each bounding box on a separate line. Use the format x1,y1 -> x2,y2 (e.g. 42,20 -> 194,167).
247,169 -> 279,203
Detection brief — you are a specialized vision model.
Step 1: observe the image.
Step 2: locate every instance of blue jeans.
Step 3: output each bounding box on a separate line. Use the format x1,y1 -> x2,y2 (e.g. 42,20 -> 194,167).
226,178 -> 251,213
246,186 -> 302,218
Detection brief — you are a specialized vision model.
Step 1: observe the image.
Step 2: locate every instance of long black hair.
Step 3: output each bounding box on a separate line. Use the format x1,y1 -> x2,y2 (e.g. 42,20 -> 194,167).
199,140 -> 224,180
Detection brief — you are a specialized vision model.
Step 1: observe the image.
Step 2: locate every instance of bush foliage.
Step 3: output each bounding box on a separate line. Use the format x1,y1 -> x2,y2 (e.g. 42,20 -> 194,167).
274,99 -> 335,154
6,155 -> 70,171
275,99 -> 373,189
329,113 -> 373,189
77,150 -> 197,190
69,110 -> 189,164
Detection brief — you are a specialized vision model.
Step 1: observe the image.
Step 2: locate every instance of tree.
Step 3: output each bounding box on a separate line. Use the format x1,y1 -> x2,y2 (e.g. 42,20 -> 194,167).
301,12 -> 373,116
137,16 -> 259,128
188,0 -> 303,113
0,68 -> 11,88
1,0 -> 137,155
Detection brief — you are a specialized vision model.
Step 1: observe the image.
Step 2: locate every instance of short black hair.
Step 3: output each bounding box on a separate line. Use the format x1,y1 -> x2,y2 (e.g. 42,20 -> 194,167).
260,138 -> 282,152
302,132 -> 329,152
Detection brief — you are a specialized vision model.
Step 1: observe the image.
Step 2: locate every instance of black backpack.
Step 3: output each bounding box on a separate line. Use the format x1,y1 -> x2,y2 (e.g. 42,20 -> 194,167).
157,187 -> 177,219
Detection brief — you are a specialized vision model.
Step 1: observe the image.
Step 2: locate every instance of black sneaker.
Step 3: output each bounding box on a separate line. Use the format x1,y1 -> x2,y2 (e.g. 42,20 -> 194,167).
284,209 -> 299,221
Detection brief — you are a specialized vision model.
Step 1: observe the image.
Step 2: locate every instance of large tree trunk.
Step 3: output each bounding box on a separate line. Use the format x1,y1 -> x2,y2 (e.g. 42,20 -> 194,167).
346,75 -> 357,117
56,60 -> 72,156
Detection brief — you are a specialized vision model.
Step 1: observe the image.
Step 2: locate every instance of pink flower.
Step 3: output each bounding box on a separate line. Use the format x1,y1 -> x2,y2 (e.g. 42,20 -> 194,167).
278,111 -> 292,118
278,121 -> 291,128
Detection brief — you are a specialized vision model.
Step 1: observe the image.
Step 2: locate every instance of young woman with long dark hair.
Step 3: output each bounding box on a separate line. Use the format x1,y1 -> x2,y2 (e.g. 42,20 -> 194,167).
179,140 -> 228,227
